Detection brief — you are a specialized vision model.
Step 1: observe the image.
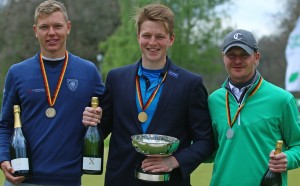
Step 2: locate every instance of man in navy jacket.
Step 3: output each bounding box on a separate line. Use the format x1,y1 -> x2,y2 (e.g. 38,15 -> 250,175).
82,4 -> 214,186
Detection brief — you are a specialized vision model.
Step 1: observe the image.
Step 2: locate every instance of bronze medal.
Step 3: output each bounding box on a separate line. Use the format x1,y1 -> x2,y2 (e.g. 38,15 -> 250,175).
45,108 -> 56,118
138,112 -> 148,123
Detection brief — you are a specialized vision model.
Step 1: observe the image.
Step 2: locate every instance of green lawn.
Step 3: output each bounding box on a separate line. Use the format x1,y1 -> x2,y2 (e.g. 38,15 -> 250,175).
1,148 -> 300,185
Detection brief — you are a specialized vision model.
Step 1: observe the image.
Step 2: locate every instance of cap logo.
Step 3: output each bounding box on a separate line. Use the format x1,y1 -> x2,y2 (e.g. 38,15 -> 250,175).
233,33 -> 242,40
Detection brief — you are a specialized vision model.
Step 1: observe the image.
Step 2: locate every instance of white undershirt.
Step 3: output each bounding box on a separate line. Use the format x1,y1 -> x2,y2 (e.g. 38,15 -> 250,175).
229,83 -> 246,101
42,56 -> 65,61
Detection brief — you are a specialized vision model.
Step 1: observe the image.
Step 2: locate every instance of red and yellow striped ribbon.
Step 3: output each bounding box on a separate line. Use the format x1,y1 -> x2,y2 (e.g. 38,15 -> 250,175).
136,72 -> 167,111
226,77 -> 263,127
39,51 -> 69,107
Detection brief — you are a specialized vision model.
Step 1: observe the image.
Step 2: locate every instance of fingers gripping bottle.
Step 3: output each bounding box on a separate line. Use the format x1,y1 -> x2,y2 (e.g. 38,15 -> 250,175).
260,140 -> 283,186
10,105 -> 31,177
82,97 -> 104,175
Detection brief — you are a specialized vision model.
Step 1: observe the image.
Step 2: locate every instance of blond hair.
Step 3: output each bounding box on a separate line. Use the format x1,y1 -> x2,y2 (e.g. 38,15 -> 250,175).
34,0 -> 68,24
133,4 -> 175,37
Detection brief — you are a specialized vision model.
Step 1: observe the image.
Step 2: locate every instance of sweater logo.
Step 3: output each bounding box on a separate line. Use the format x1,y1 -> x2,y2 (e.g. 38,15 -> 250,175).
67,79 -> 78,91
168,70 -> 179,78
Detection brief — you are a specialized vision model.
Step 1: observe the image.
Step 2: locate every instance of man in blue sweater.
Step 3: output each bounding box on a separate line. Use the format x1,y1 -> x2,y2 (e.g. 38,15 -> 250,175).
0,0 -> 104,185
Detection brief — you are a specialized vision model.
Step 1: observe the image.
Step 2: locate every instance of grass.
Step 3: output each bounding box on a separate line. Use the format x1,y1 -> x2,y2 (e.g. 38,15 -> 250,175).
1,144 -> 300,185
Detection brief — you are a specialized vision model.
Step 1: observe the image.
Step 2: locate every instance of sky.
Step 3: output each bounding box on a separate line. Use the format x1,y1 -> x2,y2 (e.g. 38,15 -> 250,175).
221,0 -> 284,39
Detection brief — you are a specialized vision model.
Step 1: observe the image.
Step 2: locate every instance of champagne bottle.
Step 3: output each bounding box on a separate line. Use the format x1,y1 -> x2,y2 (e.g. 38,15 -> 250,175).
10,105 -> 31,177
82,97 -> 104,175
260,140 -> 283,186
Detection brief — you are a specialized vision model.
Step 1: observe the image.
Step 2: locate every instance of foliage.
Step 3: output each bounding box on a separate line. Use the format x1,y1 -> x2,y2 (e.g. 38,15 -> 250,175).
99,0 -> 150,78
63,0 -> 120,63
99,0 -> 231,92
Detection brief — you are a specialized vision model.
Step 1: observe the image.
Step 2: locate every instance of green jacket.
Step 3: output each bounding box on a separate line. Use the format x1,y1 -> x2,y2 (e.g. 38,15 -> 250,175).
208,72 -> 300,186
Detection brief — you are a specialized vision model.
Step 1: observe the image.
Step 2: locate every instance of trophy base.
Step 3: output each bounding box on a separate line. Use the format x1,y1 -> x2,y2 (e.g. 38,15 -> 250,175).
135,168 -> 170,182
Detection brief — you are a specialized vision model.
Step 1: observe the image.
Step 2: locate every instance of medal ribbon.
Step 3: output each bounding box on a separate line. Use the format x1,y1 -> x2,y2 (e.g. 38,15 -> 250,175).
226,77 -> 262,128
136,72 -> 168,111
39,51 -> 68,107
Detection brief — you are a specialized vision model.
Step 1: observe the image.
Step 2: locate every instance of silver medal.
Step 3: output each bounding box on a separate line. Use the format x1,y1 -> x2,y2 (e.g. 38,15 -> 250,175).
226,128 -> 234,139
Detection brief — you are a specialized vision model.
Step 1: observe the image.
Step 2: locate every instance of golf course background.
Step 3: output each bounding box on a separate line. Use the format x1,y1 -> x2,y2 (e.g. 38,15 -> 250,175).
0,146 -> 299,185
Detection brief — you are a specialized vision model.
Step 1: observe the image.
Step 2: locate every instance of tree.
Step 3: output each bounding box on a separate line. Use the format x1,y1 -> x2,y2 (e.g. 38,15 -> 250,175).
99,0 -> 142,78
257,0 -> 300,96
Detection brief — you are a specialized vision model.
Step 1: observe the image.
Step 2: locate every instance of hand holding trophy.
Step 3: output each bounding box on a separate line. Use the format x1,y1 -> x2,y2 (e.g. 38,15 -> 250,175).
131,134 -> 180,182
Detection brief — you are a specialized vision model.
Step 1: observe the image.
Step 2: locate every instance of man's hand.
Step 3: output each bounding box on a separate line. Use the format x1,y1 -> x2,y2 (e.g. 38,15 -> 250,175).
0,161 -> 25,184
82,106 -> 102,127
141,155 -> 179,173
268,150 -> 287,173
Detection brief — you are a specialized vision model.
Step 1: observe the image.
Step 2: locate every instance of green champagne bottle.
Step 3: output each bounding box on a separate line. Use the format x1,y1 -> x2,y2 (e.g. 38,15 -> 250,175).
260,140 -> 283,186
82,97 -> 103,175
10,105 -> 31,177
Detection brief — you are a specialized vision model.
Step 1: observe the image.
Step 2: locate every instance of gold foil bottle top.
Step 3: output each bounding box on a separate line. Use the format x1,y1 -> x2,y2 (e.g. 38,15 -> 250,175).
13,105 -> 22,128
274,140 -> 283,155
13,105 -> 21,113
91,97 -> 99,108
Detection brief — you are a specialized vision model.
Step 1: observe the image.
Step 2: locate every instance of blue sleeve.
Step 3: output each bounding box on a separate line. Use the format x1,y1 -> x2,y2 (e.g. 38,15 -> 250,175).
0,67 -> 19,162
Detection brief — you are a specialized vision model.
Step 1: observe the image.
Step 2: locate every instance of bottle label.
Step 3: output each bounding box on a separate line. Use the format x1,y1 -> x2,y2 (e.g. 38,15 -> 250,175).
83,157 -> 102,171
11,158 -> 29,171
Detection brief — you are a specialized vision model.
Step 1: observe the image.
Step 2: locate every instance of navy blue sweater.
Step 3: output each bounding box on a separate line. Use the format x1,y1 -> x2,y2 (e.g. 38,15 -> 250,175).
0,52 -> 104,185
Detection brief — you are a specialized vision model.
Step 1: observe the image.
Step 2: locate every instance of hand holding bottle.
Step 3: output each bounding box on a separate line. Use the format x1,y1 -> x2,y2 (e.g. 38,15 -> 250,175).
82,97 -> 104,175
261,140 -> 285,186
268,150 -> 287,173
82,106 -> 102,127
0,161 -> 25,184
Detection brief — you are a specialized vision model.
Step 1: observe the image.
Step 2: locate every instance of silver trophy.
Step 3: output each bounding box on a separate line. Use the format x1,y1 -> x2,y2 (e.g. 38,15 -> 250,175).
131,134 -> 180,182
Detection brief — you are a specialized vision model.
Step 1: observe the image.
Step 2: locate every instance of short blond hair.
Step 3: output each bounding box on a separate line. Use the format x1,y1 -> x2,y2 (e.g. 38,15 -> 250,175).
133,4 -> 175,37
34,0 -> 68,24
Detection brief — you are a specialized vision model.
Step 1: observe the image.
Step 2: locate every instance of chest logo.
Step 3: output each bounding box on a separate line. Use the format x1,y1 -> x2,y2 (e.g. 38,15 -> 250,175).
67,79 -> 78,91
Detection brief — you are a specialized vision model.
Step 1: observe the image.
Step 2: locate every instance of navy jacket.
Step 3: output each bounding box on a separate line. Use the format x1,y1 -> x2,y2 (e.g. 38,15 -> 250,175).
100,58 -> 214,186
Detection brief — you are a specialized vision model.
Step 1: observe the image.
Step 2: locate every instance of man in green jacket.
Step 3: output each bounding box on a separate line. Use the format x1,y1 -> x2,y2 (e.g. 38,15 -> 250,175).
208,29 -> 300,186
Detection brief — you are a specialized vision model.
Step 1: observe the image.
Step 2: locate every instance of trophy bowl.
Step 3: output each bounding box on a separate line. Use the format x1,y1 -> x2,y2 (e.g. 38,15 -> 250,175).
131,134 -> 180,156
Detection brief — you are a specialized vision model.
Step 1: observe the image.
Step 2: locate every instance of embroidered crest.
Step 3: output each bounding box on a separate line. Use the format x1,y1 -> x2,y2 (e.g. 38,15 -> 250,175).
67,79 -> 78,91
168,70 -> 179,78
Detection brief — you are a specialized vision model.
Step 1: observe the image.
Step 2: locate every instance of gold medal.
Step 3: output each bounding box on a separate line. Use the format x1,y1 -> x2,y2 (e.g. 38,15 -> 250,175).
45,108 -> 56,118
39,52 -> 68,119
135,72 -> 168,124
138,112 -> 148,123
